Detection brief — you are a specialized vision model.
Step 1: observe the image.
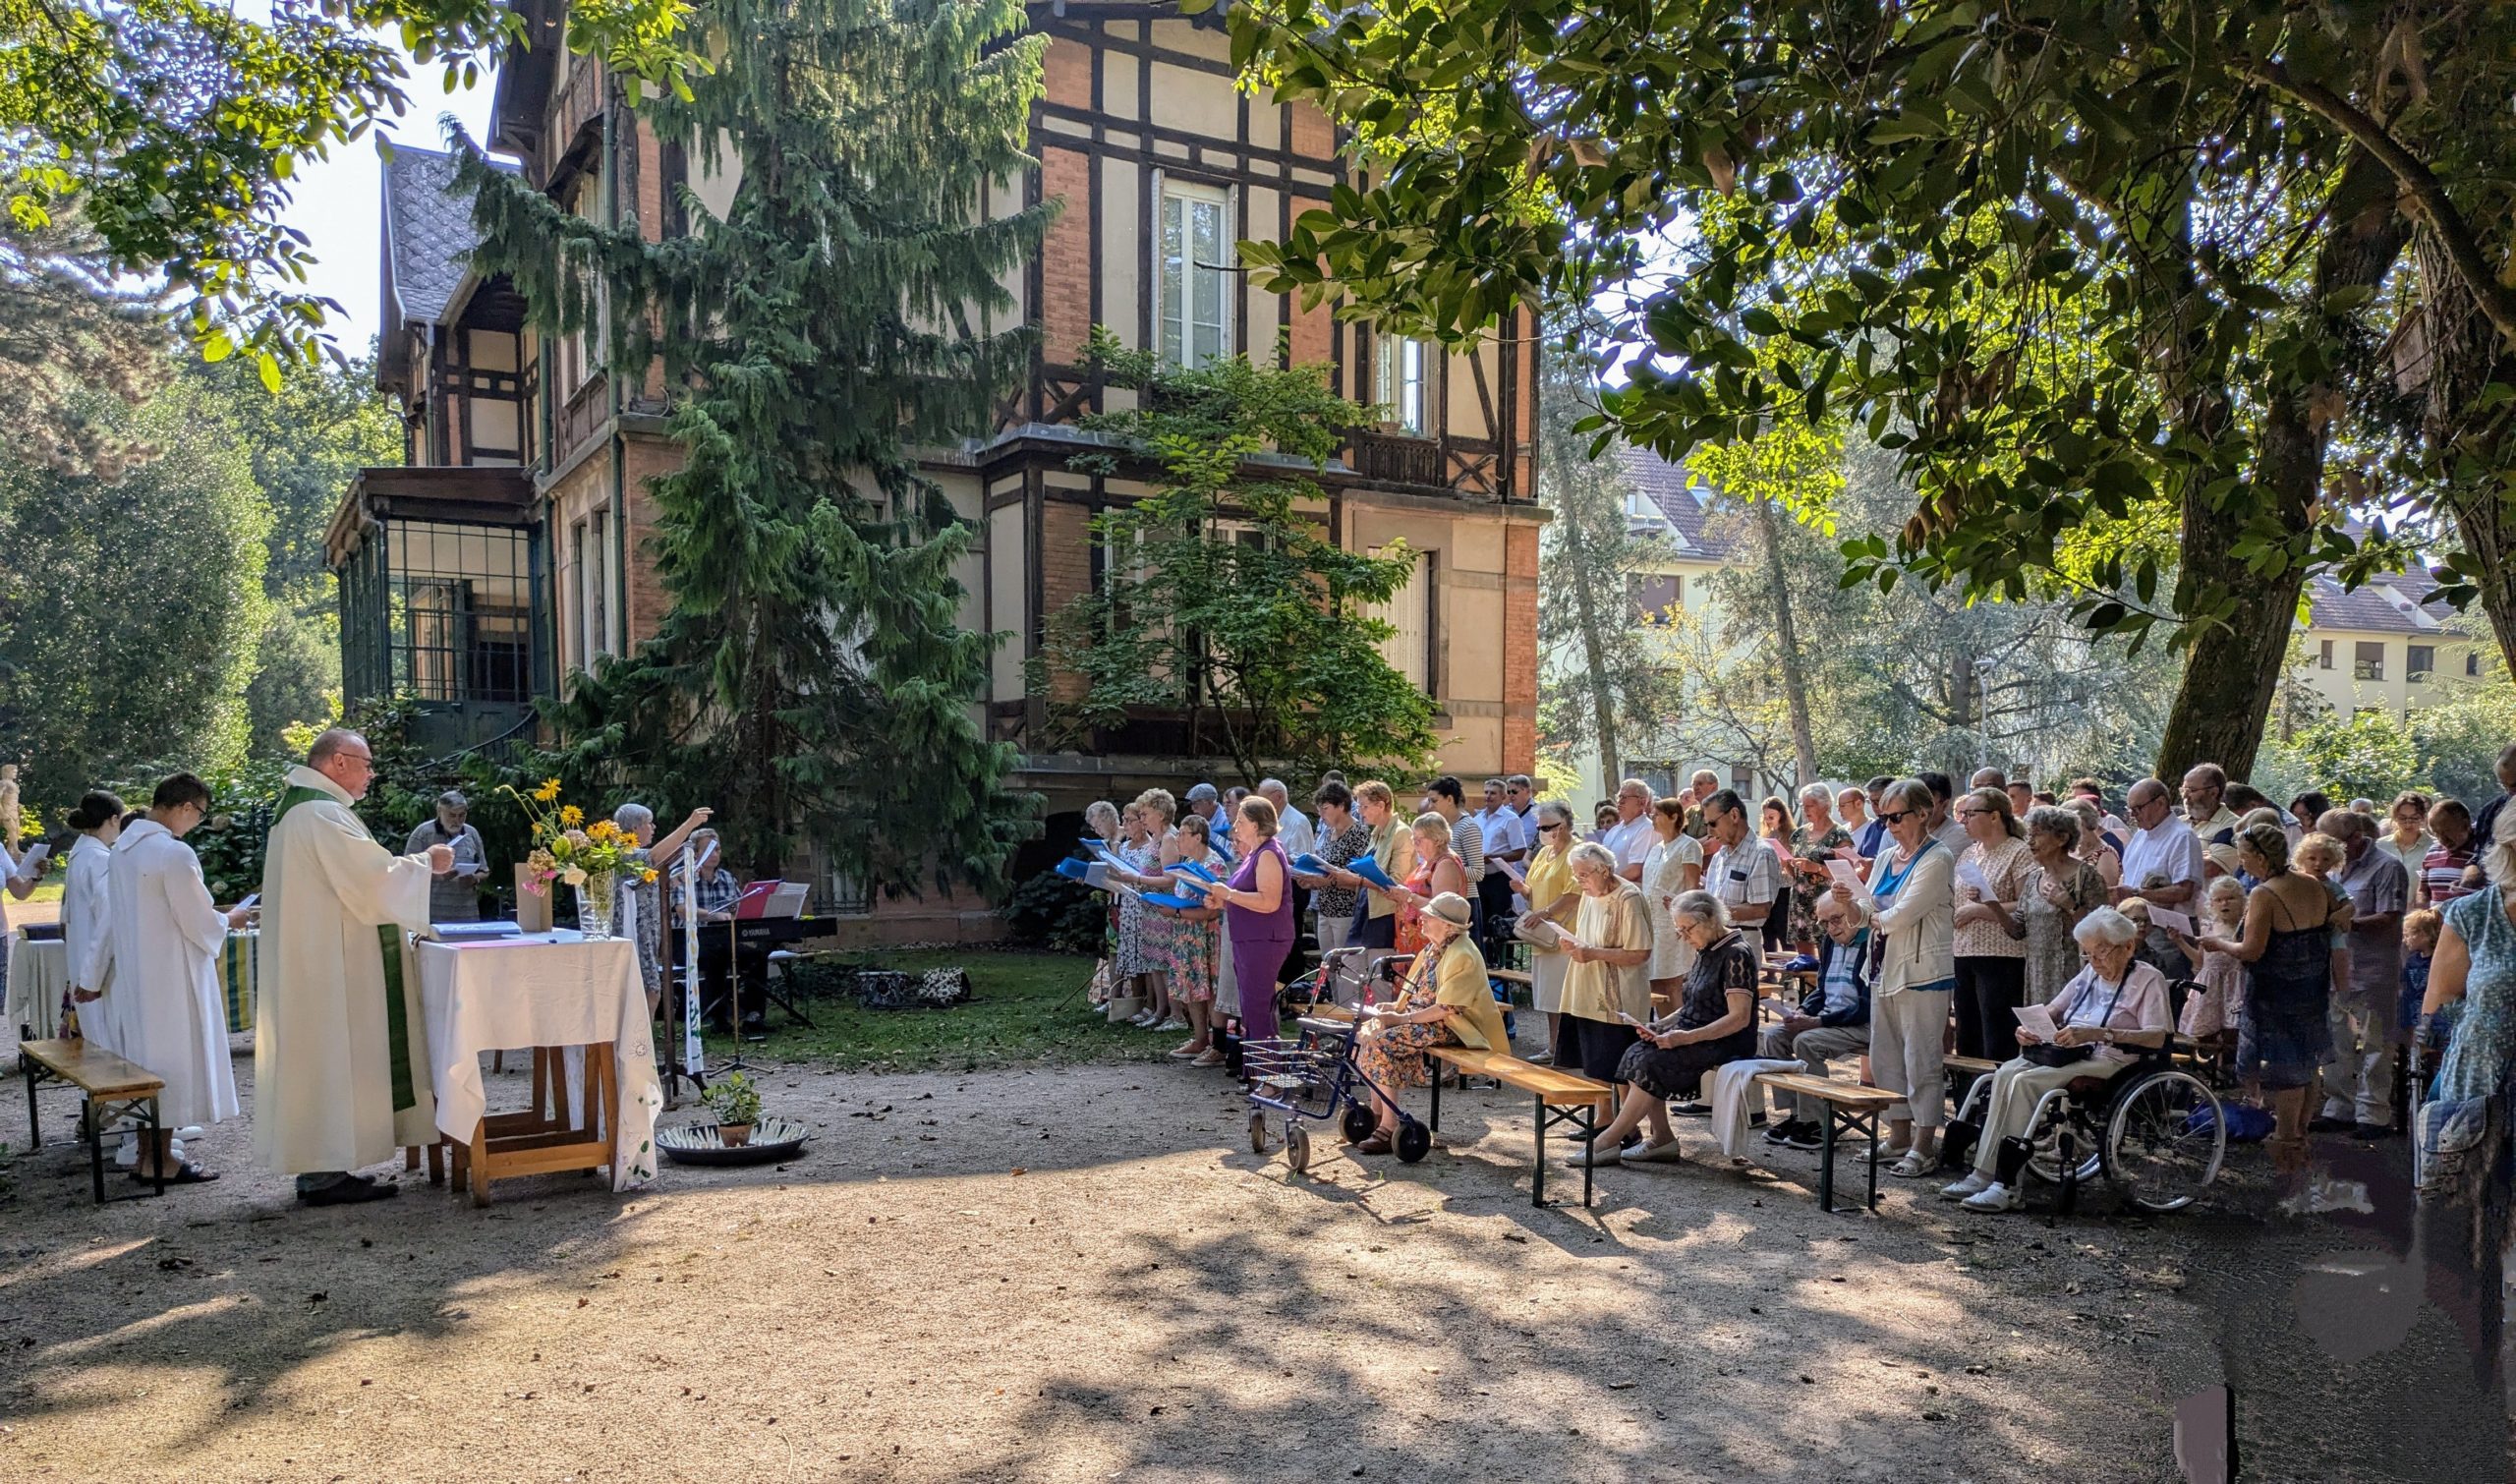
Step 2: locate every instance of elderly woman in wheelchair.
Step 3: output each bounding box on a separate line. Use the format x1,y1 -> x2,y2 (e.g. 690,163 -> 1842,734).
1940,905 -> 2177,1213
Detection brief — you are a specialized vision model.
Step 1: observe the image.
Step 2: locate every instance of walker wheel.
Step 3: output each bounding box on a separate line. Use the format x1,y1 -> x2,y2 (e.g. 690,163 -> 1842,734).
1395,1119 -> 1432,1164
1247,1110 -> 1269,1155
1341,1103 -> 1378,1144
1286,1124 -> 1313,1174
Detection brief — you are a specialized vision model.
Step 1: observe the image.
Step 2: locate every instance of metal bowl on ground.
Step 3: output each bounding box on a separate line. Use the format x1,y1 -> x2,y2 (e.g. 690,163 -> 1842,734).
656,1115 -> 812,1167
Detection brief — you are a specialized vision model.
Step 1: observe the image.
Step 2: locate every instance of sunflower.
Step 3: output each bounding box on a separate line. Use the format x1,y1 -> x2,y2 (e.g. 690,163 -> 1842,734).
558,804 -> 586,828
533,777 -> 563,804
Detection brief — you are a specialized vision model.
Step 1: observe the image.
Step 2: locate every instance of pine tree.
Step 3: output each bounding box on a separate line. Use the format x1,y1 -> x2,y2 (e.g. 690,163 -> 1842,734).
455,0 -> 1051,892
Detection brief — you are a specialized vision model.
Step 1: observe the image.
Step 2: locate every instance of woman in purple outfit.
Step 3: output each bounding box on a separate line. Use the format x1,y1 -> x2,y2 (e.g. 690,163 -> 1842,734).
1203,794 -> 1295,1050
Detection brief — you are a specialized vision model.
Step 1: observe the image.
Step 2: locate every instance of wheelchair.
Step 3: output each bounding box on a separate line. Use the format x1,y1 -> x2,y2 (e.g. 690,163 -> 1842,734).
1951,1044 -> 2229,1214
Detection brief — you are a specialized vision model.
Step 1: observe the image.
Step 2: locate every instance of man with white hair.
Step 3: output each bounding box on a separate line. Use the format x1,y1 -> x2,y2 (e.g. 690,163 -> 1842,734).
256,728 -> 454,1206
404,790 -> 486,923
1256,779 -> 1313,856
1602,777 -> 1655,882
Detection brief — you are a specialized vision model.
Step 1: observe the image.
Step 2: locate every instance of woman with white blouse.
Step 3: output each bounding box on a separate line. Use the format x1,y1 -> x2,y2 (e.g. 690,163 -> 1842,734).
1640,796 -> 1702,1010
1831,776 -> 1956,1176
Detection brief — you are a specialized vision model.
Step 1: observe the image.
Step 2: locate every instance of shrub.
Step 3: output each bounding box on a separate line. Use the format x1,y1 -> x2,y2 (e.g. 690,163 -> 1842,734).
1001,867 -> 1107,956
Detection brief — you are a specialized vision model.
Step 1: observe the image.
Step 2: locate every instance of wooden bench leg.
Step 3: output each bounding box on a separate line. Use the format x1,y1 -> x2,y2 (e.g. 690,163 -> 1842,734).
428,1139 -> 445,1186
145,1097 -> 164,1198
86,1095 -> 105,1206
1530,1092 -> 1546,1208
1816,1107 -> 1838,1214
21,1057 -> 39,1149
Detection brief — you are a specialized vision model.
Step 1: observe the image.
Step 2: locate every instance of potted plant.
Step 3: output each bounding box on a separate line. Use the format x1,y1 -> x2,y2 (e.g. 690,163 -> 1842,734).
706,1071 -> 763,1147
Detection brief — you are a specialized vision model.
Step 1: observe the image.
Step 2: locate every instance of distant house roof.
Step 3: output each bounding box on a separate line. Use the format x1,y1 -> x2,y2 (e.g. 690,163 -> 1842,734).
380,143 -> 514,329
2304,571 -> 2463,635
1616,445 -> 1738,559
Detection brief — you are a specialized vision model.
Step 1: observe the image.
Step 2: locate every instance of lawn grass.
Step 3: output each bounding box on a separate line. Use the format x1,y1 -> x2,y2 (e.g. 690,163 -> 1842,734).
21,880 -> 61,904
709,948 -> 1186,1073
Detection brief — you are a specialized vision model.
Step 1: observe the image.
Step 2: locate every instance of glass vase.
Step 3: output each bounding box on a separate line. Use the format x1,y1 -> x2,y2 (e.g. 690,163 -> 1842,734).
575,871 -> 619,939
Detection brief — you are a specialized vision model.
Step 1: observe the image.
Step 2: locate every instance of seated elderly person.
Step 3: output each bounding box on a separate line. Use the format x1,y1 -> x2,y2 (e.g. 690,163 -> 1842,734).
1349,892 -> 1509,1156
1939,905 -> 2173,1213
1758,891 -> 1872,1151
1572,889 -> 1760,1167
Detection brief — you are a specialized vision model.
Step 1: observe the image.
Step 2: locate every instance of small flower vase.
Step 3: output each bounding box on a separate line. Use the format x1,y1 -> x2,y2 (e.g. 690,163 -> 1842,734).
575,871 -> 619,940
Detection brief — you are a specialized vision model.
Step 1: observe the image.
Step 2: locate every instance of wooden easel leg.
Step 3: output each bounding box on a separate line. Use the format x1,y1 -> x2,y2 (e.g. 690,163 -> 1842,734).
427,1140 -> 445,1186
469,1119 -> 492,1208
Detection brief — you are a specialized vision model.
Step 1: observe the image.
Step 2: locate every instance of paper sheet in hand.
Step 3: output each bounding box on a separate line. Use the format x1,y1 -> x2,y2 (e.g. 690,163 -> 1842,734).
1171,860 -> 1223,885
1513,914 -> 1564,948
1825,858 -> 1865,888
1498,856 -> 1527,885
1955,858 -> 1991,899
2014,1002 -> 2060,1044
2146,907 -> 2194,937
11,841 -> 47,880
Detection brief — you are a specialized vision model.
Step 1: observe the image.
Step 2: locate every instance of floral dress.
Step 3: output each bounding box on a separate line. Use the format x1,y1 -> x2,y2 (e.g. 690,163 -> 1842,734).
1158,845 -> 1226,1003
1354,956 -> 1450,1092
2178,934 -> 2248,1040
1114,838 -> 1156,978
2016,858 -> 2106,1005
1787,824 -> 1855,944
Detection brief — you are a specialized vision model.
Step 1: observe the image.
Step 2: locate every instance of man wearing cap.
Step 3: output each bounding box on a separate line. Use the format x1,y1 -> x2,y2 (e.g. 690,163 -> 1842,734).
1185,782 -> 1234,867
404,790 -> 486,923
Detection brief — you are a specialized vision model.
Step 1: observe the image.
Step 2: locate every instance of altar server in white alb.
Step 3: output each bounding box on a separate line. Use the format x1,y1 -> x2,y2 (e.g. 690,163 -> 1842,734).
62,790 -> 127,1042
254,729 -> 453,1206
93,774 -> 251,1184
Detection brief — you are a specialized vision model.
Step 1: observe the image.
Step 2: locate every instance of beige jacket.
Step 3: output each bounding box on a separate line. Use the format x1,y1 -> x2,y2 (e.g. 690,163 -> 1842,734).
1851,838 -> 1956,997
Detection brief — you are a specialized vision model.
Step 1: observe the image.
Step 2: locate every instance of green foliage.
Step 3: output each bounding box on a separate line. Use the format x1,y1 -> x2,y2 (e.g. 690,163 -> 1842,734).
2410,683 -> 2516,808
0,0 -> 701,380
728,947 -> 1175,1071
1000,867 -> 1106,957
2268,712 -> 2425,811
0,215 -> 169,475
453,0 -> 1051,893
1043,329 -> 1439,783
0,376 -> 269,810
1535,326 -> 1686,785
704,1069 -> 763,1127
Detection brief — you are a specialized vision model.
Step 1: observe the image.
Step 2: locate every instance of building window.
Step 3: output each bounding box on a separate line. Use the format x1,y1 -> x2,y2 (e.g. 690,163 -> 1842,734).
1629,573 -> 1681,623
2317,639 -> 2333,670
1371,546 -> 1434,692
2409,644 -> 2435,683
2471,652 -> 2483,677
1158,181 -> 1232,369
2354,641 -> 2384,681
1375,334 -> 1429,433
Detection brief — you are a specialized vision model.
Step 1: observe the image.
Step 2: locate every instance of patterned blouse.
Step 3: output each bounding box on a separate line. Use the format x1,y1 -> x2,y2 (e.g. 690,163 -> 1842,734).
1953,835 -> 2032,959
1315,820 -> 1372,921
2014,857 -> 2107,1004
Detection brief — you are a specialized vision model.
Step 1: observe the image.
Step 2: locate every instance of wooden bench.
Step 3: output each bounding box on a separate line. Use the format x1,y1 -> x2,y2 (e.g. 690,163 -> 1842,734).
17,1039 -> 167,1204
1428,1046 -> 1617,1208
1751,1072 -> 1901,1214
1944,1054 -> 2003,1103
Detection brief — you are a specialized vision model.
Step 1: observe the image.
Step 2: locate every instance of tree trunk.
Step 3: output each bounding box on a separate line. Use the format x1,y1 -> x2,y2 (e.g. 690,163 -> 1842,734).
1557,498 -> 1623,789
2411,227 -> 2516,677
2153,144 -> 2407,782
1752,495 -> 1821,787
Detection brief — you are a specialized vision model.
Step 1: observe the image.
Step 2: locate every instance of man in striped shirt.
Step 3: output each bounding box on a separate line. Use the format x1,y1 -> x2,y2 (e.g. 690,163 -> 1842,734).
2421,798 -> 2479,906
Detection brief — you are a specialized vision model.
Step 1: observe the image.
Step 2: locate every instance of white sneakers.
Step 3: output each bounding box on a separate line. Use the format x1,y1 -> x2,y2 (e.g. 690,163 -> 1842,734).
1568,1140 -> 1622,1167
1960,1181 -> 2023,1213
1939,1171 -> 1990,1200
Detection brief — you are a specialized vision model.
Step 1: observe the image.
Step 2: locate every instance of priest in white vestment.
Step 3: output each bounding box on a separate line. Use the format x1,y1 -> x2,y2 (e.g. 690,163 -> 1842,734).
92,774 -> 249,1183
254,729 -> 453,1206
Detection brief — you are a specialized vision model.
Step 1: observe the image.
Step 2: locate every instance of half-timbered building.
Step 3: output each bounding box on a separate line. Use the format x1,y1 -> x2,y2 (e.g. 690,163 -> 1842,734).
331,0 -> 1546,922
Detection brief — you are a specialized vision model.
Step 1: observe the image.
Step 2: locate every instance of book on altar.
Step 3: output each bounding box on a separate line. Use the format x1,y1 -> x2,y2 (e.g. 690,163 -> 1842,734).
2014,1002 -> 2061,1044
427,920 -> 524,942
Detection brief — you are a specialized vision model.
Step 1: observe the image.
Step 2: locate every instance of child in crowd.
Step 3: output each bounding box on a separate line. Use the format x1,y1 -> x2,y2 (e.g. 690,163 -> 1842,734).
2401,906 -> 2439,1048
2174,875 -> 2251,1040
2293,830 -> 2355,996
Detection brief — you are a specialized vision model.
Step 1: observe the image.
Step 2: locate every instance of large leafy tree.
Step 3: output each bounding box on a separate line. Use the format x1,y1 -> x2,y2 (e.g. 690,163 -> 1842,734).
1,0 -> 698,377
455,0 -> 1049,893
1044,332 -> 1437,784
1219,0 -> 2516,779
0,376 -> 271,804
1535,336 -> 1684,790
0,214 -> 169,473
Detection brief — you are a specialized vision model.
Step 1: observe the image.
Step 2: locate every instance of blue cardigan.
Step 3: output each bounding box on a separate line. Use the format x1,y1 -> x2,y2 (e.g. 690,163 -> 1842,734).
1795,930 -> 1873,1028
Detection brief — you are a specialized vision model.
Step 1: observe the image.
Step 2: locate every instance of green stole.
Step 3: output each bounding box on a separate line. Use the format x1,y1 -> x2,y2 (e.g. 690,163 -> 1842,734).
270,786 -> 416,1112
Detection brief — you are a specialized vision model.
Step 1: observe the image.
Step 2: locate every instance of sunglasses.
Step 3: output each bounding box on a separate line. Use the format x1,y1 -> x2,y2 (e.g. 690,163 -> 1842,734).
1876,810 -> 1912,824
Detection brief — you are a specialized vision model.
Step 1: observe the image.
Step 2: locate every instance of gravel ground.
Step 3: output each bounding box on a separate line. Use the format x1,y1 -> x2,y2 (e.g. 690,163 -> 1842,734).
0,1034 -> 2486,1481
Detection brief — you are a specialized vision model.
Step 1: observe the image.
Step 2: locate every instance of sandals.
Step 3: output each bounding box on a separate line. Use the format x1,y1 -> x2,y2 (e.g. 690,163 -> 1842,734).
133,1164 -> 219,1186
1887,1152 -> 1934,1178
1351,1135 -> 1393,1156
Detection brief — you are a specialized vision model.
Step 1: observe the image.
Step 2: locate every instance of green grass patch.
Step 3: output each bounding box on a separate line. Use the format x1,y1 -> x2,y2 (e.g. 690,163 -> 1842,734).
707,948 -> 1185,1073
22,880 -> 61,904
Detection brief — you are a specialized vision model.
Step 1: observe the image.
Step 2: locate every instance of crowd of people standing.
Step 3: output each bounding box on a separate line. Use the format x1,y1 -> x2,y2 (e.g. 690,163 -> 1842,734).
1072,752 -> 2516,1218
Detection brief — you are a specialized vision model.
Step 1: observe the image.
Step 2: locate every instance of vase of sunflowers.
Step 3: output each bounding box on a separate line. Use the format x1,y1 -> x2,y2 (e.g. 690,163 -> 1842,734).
501,778 -> 656,942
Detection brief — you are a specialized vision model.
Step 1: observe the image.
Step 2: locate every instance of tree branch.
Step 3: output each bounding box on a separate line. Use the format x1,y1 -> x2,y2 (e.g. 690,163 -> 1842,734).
2229,54 -> 2516,347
